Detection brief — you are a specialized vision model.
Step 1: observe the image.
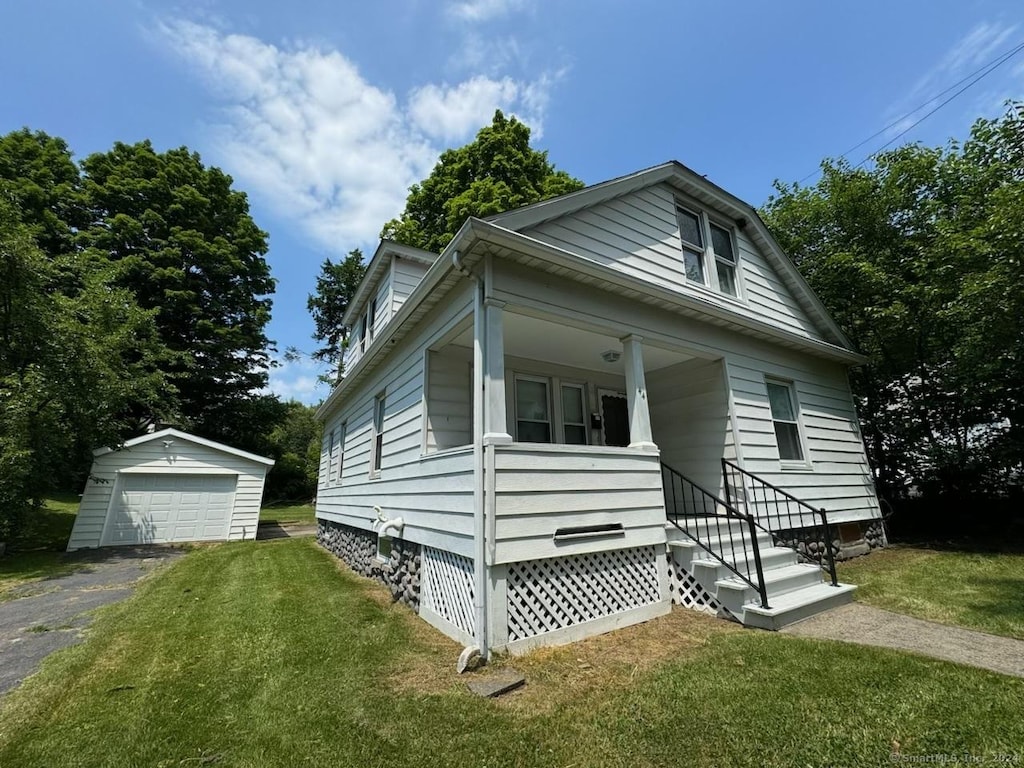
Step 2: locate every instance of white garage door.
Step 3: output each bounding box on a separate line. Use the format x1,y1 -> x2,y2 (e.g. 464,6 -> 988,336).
103,474 -> 238,546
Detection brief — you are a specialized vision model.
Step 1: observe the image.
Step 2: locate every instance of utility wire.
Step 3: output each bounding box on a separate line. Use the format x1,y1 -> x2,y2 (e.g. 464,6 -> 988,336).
797,38 -> 1024,185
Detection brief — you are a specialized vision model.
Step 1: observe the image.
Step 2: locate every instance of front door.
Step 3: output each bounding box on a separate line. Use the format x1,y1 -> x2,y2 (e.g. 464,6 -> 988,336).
598,389 -> 629,447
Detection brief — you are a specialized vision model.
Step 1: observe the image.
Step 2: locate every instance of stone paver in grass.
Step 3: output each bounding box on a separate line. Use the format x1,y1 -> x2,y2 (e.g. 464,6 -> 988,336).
784,602 -> 1024,678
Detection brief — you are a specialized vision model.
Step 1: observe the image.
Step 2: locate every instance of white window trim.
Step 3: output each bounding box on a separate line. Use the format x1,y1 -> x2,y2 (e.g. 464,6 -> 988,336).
765,377 -> 811,470
514,373 -> 554,443
513,372 -> 593,445
559,381 -> 589,446
674,197 -> 746,301
370,393 -> 386,479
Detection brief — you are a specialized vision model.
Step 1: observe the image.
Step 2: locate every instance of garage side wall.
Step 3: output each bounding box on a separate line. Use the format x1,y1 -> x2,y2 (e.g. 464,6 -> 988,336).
68,439 -> 269,551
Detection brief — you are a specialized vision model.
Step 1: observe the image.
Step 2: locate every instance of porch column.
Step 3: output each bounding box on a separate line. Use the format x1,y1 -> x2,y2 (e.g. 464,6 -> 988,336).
621,334 -> 657,451
483,298 -> 512,445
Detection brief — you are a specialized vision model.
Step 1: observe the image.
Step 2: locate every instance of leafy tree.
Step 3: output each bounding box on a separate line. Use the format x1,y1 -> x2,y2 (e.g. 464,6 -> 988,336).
306,248 -> 366,382
76,141 -> 277,447
0,191 -> 171,539
263,401 -> 322,501
761,102 -> 1024,501
382,110 -> 584,252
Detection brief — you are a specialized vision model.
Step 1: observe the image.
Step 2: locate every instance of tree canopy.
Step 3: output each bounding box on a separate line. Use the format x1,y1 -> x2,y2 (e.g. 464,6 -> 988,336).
381,110 -> 584,252
762,101 -> 1024,502
306,248 -> 366,382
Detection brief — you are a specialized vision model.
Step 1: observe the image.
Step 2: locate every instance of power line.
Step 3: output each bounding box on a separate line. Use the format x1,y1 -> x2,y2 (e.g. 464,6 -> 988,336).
797,38 -> 1024,185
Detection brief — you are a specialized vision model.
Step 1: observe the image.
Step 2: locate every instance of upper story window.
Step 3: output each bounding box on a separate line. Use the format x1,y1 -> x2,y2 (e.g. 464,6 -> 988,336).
358,316 -> 368,354
675,202 -> 740,298
368,298 -> 377,343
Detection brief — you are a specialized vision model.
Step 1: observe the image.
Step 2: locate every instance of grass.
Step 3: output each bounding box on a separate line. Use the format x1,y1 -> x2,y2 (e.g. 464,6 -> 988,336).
839,546 -> 1024,640
1,538 -> 1022,768
258,502 -> 315,526
0,493 -> 81,600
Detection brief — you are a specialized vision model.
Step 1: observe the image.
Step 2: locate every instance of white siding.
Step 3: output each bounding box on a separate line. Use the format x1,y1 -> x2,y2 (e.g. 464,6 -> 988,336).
371,277 -> 391,339
343,272 -> 394,373
489,258 -> 880,524
69,438 -> 270,550
391,256 -> 430,315
317,284 -> 477,556
492,445 -> 664,564
425,345 -> 472,452
523,183 -> 825,342
648,358 -> 733,493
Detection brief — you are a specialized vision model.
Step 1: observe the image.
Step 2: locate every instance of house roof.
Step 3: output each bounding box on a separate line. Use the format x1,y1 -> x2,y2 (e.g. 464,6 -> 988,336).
316,213 -> 866,420
93,428 -> 276,466
488,161 -> 853,350
342,240 -> 438,328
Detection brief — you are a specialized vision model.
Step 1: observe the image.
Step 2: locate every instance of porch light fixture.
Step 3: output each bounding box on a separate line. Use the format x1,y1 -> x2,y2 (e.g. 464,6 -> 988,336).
600,350 -> 621,364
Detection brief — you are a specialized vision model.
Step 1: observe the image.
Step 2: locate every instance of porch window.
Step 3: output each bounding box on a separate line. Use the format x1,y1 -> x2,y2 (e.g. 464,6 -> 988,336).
370,393 -> 386,477
560,383 -> 588,445
515,375 -> 552,443
766,380 -> 804,462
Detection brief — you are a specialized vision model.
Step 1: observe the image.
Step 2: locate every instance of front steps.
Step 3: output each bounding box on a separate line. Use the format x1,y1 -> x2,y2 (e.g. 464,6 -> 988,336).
667,521 -> 856,630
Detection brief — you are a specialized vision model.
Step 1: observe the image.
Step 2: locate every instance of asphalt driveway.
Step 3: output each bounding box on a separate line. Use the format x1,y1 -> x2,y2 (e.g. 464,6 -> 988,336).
0,547 -> 184,695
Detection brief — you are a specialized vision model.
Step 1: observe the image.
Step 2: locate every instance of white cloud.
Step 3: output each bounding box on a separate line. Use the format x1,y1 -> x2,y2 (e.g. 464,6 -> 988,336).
266,356 -> 328,405
447,0 -> 531,22
155,19 -> 556,252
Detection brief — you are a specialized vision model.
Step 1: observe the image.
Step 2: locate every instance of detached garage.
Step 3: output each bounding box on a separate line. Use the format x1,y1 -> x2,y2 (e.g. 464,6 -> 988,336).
67,428 -> 275,551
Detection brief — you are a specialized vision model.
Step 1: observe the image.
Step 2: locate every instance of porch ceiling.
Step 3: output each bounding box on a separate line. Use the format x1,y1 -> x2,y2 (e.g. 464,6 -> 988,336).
450,312 -> 694,373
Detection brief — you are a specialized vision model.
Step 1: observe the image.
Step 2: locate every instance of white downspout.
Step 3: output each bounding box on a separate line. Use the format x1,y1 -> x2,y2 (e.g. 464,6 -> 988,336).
452,250 -> 488,663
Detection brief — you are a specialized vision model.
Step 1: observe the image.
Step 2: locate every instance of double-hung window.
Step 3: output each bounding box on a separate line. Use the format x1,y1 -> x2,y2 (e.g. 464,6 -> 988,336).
766,379 -> 805,462
335,422 -> 346,484
514,375 -> 590,445
674,201 -> 740,298
358,316 -> 368,354
370,394 -> 385,477
367,299 -> 377,344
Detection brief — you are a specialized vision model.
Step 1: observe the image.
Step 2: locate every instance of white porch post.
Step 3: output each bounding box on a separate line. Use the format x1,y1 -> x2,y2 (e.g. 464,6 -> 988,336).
621,334 -> 657,451
482,298 -> 512,445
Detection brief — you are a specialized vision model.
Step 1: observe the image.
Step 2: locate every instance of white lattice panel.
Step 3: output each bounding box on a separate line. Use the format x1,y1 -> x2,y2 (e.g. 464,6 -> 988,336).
667,555 -> 724,616
506,546 -> 661,642
421,547 -> 475,635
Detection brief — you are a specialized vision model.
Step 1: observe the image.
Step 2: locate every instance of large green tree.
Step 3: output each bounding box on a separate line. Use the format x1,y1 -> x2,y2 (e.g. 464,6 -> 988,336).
761,102 -> 1024,501
382,110 -> 584,252
77,141 -> 277,447
306,248 -> 366,382
0,191 -> 171,538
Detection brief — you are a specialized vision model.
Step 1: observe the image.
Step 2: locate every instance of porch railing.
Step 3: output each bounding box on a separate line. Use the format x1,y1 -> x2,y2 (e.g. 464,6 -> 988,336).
661,462 -> 769,609
721,458 -> 839,587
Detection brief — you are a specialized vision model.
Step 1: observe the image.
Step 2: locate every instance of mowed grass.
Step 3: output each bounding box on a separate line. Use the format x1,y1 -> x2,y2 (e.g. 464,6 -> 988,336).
839,546 -> 1024,640
0,493 -> 81,599
1,539 -> 1023,768
259,502 -> 315,525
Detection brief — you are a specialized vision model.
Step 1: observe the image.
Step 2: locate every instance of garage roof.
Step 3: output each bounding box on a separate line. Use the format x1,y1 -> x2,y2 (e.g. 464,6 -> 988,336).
94,428 -> 275,466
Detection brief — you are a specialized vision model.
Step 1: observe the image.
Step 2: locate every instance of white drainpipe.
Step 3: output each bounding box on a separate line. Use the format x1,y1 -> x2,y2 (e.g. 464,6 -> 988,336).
452,250 -> 488,662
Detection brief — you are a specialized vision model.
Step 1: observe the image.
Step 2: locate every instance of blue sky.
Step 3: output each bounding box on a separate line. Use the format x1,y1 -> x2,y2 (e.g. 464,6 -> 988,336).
3,1 -> 1022,404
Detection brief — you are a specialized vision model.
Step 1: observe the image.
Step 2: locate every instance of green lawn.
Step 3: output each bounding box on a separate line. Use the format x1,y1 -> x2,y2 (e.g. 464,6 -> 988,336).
0,493 -> 81,600
259,502 -> 315,525
1,538 -> 1022,768
839,546 -> 1024,640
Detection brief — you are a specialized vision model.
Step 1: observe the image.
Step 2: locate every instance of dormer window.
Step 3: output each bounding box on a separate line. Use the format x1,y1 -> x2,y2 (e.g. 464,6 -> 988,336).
674,201 -> 740,298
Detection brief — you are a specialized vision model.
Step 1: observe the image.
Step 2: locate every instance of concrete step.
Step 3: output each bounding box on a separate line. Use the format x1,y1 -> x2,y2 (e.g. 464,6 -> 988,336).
739,582 -> 857,631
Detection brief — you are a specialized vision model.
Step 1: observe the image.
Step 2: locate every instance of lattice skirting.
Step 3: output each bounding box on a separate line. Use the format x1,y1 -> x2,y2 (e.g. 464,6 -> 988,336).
506,546 -> 662,642
421,547 -> 475,636
667,554 -> 725,616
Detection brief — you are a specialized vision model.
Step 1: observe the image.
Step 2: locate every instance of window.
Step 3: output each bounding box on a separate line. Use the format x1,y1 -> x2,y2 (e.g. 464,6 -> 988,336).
370,394 -> 386,476
358,316 -> 368,354
368,299 -> 377,343
766,380 -> 804,462
336,422 -> 347,484
710,223 -> 738,297
675,201 -> 741,298
376,534 -> 392,562
560,384 -> 588,445
515,375 -> 552,442
321,430 -> 334,488
327,428 -> 337,484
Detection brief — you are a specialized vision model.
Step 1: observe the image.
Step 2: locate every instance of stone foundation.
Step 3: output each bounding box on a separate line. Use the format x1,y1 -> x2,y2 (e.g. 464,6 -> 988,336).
773,518 -> 887,563
317,519 -> 421,611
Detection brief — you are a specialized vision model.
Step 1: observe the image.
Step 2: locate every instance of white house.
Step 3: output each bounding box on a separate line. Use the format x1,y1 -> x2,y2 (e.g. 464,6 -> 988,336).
68,428 -> 274,550
314,162 -> 884,657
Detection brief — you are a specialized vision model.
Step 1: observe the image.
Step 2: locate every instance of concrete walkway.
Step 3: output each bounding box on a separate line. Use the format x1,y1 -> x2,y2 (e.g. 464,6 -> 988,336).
784,602 -> 1024,678
0,547 -> 184,695
256,521 -> 316,540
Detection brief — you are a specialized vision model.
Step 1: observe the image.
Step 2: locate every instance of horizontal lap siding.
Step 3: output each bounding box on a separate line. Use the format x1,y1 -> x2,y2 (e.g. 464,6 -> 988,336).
426,346 -> 472,451
726,356 -> 880,523
317,285 -> 476,556
493,447 -> 665,564
648,358 -> 731,492
392,257 -> 429,315
523,183 -> 824,342
68,440 -> 269,550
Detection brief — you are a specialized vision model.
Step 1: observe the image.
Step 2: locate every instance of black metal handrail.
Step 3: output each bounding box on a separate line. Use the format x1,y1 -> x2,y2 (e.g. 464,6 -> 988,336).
721,458 -> 839,587
661,462 -> 769,609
